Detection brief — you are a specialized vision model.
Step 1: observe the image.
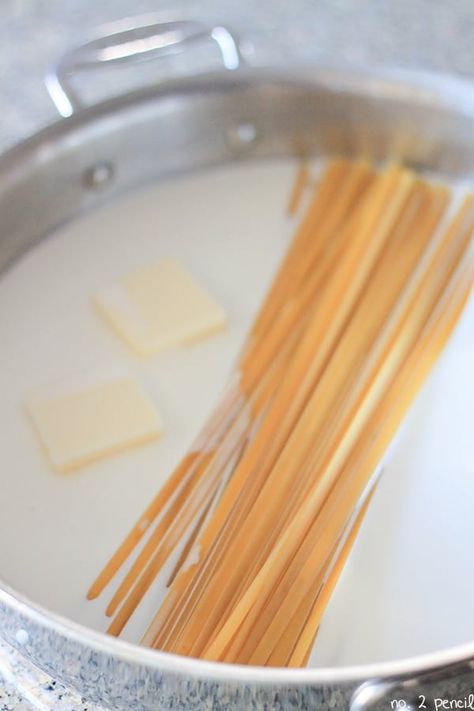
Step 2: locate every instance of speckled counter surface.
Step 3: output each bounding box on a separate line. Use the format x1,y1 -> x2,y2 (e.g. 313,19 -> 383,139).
1,0 -> 474,708
0,639 -> 104,710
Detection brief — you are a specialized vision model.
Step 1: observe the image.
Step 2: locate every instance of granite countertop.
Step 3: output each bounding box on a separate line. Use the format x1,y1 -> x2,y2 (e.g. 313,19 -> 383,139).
0,639 -> 104,711
1,0 -> 474,707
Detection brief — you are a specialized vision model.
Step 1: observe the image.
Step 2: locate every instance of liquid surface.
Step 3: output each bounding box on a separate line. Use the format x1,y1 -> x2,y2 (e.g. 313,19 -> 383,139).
0,159 -> 472,667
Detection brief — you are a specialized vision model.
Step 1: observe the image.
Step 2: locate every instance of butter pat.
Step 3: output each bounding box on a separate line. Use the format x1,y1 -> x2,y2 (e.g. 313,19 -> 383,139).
26,368 -> 163,472
94,259 -> 226,356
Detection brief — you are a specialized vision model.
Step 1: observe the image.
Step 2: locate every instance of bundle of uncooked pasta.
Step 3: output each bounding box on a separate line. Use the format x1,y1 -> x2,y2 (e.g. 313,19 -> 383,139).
88,159 -> 474,666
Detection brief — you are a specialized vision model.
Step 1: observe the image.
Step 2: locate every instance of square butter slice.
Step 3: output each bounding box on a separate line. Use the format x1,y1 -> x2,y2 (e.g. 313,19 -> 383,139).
94,259 -> 226,356
26,368 -> 163,473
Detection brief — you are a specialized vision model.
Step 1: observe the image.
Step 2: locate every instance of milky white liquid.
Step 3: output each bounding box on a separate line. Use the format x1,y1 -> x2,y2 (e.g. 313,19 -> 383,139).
0,159 -> 472,667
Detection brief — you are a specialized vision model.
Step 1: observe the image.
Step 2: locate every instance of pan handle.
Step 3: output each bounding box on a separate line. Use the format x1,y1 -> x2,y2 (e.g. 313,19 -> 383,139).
45,15 -> 243,118
350,657 -> 474,711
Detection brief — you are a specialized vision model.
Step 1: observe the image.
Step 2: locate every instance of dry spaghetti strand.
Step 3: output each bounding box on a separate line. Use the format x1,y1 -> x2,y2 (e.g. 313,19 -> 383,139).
287,162 -> 309,215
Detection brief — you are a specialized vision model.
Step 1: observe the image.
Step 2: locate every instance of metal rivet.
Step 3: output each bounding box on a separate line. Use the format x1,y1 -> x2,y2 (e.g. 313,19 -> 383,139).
227,122 -> 258,150
82,162 -> 114,190
15,629 -> 29,646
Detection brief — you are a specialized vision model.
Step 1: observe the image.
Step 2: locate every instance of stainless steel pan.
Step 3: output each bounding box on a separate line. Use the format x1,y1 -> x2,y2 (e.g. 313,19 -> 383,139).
0,16 -> 473,710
